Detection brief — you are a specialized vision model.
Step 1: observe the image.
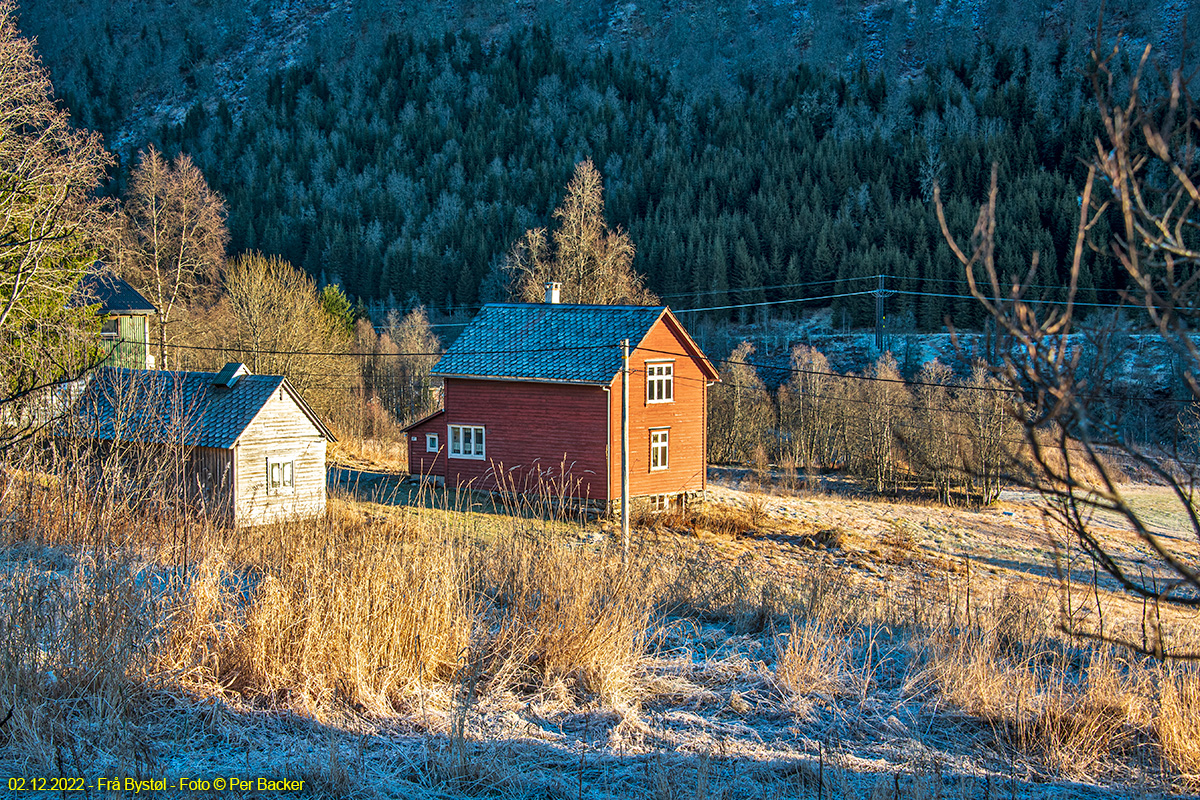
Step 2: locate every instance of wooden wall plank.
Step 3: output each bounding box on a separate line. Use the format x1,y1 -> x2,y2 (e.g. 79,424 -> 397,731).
437,378 -> 610,501
608,317 -> 709,499
233,388 -> 328,525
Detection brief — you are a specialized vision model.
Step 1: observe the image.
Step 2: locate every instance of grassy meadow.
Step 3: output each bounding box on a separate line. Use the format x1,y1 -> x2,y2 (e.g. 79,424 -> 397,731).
1,451 -> 1198,799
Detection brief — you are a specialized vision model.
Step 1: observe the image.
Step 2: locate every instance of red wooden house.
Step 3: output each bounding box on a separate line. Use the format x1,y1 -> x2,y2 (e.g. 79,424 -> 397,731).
403,290 -> 719,511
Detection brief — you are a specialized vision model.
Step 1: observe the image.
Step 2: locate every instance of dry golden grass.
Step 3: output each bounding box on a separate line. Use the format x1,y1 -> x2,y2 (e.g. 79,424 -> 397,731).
634,499 -> 767,539
4,449 -> 1200,794
165,510 -> 475,715
479,530 -> 653,705
903,579 -> 1166,783
327,435 -> 409,472
774,616 -> 849,701
1157,666 -> 1200,787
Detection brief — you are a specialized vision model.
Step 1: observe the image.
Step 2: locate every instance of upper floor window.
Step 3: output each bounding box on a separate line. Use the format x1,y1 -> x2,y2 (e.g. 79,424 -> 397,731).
449,424 -> 485,459
646,362 -> 674,403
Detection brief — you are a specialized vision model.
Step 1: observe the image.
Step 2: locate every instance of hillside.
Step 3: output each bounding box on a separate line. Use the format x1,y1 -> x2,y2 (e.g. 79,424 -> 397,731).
13,0 -> 1199,321
16,0 -> 1191,149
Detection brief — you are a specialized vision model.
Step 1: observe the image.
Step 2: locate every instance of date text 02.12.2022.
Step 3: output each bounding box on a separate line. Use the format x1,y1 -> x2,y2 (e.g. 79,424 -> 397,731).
8,777 -> 305,793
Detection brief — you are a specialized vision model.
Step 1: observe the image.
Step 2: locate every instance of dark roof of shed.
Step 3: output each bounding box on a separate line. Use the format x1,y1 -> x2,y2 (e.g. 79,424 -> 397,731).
73,268 -> 156,315
433,304 -> 668,384
65,366 -> 333,448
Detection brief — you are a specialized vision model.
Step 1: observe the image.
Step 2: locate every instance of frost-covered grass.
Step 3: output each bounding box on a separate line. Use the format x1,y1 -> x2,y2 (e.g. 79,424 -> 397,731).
1,467 -> 1199,798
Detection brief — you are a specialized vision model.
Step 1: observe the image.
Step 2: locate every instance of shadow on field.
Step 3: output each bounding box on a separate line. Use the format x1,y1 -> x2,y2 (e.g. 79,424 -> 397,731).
181,700 -> 1138,800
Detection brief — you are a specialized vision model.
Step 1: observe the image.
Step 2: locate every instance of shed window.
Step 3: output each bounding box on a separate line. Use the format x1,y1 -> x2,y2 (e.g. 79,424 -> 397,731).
646,362 -> 674,403
267,458 -> 295,493
448,425 -> 485,459
650,428 -> 669,471
426,433 -> 439,452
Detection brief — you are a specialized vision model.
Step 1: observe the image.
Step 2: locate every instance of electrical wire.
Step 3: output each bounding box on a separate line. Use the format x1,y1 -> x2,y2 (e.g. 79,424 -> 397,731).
673,288 -> 878,313
658,274 -> 876,299
890,288 -> 1139,310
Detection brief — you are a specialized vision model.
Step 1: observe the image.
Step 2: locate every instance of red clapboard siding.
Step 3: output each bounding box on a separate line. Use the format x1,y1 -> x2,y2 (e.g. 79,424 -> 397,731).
438,378 -> 611,500
608,315 -> 709,498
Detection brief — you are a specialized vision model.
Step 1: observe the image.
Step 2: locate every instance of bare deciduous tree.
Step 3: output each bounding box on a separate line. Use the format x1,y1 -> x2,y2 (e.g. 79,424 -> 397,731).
708,341 -> 775,464
845,355 -> 911,494
906,359 -> 959,504
118,145 -> 228,370
357,306 -> 442,426
506,159 -> 657,305
935,39 -> 1200,654
777,345 -> 845,480
220,252 -> 350,420
0,0 -> 112,446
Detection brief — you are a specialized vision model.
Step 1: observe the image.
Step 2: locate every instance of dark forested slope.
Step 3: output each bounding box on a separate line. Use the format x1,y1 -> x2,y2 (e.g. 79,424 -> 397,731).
16,0 -> 1197,325
156,28 -> 1119,327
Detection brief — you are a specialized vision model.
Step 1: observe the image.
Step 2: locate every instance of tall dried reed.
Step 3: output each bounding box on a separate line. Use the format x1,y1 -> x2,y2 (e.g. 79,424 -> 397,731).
1156,665 -> 1200,787
909,582 -> 1148,782
480,528 -> 653,705
164,506 -> 477,715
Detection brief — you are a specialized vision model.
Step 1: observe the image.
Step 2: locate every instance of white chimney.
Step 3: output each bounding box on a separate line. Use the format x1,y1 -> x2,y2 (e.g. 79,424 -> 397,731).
544,281 -> 562,304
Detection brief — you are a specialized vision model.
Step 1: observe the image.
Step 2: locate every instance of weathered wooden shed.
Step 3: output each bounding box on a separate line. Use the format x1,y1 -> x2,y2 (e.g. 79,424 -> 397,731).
66,363 -> 334,525
403,295 -> 718,512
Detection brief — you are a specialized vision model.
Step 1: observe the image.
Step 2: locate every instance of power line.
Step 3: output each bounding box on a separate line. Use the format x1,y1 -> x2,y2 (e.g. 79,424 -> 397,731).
141,331 -> 1196,409
164,341 -> 616,358
890,288 -> 1139,310
880,273 -> 1125,295
674,288 -> 877,314
659,274 -> 875,300
636,344 -> 1198,406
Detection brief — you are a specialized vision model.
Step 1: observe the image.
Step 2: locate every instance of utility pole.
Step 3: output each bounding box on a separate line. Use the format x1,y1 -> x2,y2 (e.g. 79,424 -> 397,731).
621,338 -> 630,562
873,274 -> 895,353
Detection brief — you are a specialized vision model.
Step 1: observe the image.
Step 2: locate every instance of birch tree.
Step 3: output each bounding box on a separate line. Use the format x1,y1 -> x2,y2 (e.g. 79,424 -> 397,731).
221,252 -> 350,419
505,159 -> 656,305
119,145 -> 228,369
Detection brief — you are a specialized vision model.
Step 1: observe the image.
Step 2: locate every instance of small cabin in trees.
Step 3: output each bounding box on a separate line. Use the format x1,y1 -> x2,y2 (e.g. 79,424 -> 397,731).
63,363 -> 334,526
75,268 -> 157,369
403,286 -> 719,512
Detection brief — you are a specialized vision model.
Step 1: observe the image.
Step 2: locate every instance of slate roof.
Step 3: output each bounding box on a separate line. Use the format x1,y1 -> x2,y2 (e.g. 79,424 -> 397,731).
65,366 -> 333,448
433,304 -> 669,384
73,268 -> 156,315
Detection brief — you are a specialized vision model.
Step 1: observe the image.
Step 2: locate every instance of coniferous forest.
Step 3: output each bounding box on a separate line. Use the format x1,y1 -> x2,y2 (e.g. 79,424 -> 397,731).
18,1 -> 1194,328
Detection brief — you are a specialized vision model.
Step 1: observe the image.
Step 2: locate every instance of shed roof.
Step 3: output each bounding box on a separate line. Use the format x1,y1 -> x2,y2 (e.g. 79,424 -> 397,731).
434,303 -> 715,384
65,366 -> 334,448
73,268 -> 156,315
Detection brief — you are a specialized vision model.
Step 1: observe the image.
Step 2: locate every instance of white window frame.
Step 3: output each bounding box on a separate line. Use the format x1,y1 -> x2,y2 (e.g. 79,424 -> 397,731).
448,424 -> 486,460
650,428 -> 669,471
426,433 -> 439,452
649,494 -> 681,512
266,457 -> 296,494
646,361 -> 674,404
